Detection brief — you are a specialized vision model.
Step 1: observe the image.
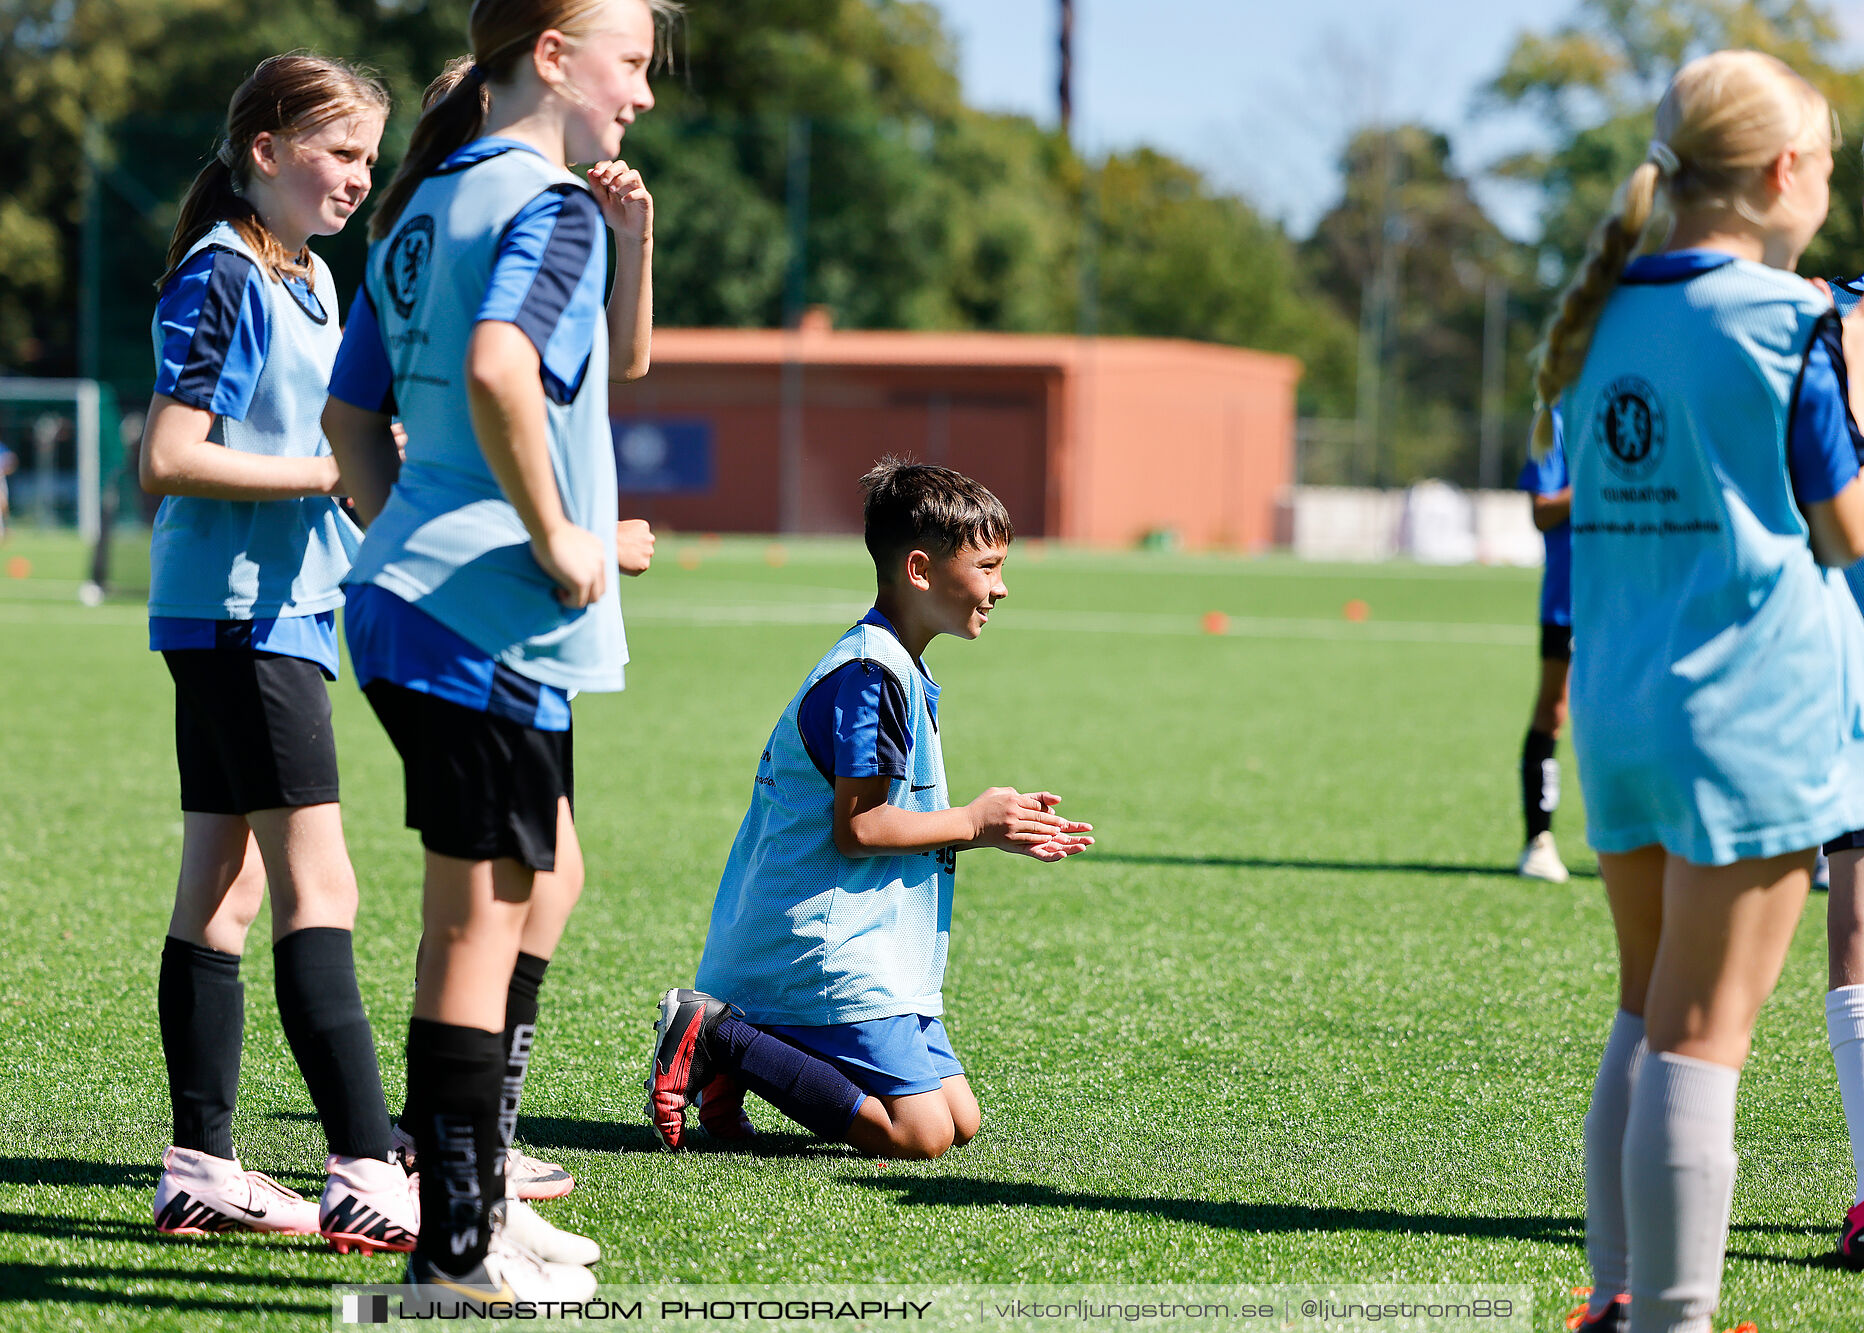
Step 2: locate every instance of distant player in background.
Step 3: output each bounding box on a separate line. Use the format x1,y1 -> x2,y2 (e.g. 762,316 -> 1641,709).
136,55 -> 416,1253
322,0 -> 671,1303
1517,404 -> 1571,884
1540,52 -> 1864,1333
0,442 -> 15,541
1808,272 -> 1864,1266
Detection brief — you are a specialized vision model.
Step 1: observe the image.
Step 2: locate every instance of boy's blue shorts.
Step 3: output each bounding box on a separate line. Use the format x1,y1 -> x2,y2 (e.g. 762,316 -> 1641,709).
763,1015 -> 964,1097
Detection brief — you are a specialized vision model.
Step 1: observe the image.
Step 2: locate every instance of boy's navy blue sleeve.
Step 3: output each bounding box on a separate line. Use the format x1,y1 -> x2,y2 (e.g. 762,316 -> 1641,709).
476,185 -> 606,405
153,248 -> 269,420
796,661 -> 913,784
1789,322 -> 1864,507
327,285 -> 396,414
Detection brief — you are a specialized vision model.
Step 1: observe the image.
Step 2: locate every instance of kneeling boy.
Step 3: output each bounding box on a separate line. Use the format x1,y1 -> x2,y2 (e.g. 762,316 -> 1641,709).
644,460 -> 1092,1159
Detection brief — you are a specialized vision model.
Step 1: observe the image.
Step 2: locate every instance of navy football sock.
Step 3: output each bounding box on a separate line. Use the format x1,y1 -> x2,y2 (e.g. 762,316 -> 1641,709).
499,952 -> 549,1146
711,1015 -> 865,1140
158,937 -> 243,1160
273,927 -> 392,1161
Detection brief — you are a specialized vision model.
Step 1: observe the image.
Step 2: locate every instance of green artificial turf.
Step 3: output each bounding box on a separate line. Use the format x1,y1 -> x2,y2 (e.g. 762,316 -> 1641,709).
0,529 -> 1856,1330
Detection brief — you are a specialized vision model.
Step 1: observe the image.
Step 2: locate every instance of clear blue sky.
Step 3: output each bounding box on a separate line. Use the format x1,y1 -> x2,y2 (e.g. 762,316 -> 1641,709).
924,0 -> 1864,239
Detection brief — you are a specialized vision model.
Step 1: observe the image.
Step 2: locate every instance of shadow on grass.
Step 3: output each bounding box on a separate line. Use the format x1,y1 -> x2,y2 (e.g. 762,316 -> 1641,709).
513,1116 -> 856,1161
0,1158 -> 159,1191
0,1153 -> 327,1194
848,1179 -> 1848,1272
0,1258 -> 324,1316
512,1115 -> 668,1156
1093,852 -> 1600,881
846,1175 -> 1585,1245
0,1209 -> 293,1251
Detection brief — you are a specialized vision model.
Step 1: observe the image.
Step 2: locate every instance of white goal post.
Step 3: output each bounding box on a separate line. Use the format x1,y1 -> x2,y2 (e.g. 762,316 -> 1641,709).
0,377 -> 103,542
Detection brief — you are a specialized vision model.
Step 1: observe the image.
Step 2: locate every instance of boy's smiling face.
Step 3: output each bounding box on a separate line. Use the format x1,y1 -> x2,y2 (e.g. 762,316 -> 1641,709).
921,541 -> 1009,640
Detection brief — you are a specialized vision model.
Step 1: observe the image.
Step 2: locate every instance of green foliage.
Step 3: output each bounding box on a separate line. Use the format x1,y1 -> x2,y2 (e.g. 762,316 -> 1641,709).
1303,126 -> 1536,481
1486,0 -> 1864,285
1089,149 -> 1355,414
0,0 -> 1349,424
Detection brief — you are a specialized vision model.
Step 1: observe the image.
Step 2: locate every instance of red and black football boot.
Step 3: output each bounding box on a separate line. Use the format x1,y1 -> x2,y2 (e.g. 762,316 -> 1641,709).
643,989 -> 732,1150
1840,1200 -> 1864,1269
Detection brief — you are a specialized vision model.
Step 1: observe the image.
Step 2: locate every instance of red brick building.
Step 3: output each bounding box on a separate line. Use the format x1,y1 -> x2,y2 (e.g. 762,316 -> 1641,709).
609,326 -> 1301,549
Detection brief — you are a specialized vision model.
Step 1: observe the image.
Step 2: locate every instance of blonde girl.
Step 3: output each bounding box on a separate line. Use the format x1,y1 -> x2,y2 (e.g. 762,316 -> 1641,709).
1539,50 -> 1864,1333
322,0 -> 674,1303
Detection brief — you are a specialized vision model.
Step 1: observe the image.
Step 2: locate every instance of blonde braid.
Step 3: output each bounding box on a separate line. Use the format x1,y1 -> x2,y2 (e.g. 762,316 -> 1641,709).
1531,160 -> 1662,457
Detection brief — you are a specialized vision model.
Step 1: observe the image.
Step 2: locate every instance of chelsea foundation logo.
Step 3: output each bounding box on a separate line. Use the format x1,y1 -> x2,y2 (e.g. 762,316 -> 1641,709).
384,215 -> 436,319
1594,375 -> 1666,481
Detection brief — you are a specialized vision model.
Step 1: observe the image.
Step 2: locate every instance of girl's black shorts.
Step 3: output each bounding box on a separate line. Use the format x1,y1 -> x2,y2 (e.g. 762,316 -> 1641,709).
164,649 -> 340,815
361,680 -> 572,872
1540,623 -> 1573,663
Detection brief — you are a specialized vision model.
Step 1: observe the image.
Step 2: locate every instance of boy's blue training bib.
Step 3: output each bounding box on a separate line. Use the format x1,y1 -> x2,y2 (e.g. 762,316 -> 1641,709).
1566,251 -> 1864,864
146,222 -> 360,645
1519,406 -> 1572,628
328,138 -> 626,694
697,609 -> 954,1025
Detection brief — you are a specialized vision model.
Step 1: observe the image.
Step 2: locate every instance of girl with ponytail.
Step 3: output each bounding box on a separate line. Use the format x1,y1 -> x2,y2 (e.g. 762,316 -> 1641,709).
322,0 -> 675,1303
1550,50 -> 1864,1333
138,55 -> 417,1255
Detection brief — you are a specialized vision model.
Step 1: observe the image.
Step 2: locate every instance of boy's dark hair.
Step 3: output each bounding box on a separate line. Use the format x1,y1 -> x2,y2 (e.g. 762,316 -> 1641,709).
860,458 -> 1014,580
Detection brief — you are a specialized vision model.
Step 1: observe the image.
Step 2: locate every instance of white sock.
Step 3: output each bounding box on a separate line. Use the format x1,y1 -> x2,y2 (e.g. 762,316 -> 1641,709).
1584,1010 -> 1646,1317
1622,1052 -> 1739,1333
1826,985 -> 1864,1206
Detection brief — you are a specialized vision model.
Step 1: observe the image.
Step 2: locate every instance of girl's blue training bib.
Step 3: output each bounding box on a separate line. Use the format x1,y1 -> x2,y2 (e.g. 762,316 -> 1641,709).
328,138 -> 626,694
1566,252 -> 1864,864
146,222 -> 360,634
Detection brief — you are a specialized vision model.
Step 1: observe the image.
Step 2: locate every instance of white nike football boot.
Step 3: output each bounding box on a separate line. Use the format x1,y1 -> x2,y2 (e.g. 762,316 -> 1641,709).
151,1145 -> 320,1236
321,1153 -> 419,1254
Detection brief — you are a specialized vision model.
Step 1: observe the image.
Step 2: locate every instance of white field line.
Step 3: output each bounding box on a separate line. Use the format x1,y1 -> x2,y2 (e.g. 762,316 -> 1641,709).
658,543 -> 1540,582
0,597 -> 1537,646
624,600 -> 1537,646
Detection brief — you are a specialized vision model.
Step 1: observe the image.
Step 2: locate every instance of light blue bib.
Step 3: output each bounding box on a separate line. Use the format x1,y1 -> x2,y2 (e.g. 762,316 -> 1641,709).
345,144 -> 626,693
147,223 -> 359,619
1566,257 -> 1864,863
696,620 -> 954,1025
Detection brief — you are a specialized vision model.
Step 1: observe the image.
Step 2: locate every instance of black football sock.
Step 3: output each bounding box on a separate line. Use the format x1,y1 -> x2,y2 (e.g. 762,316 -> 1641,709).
158,936 -> 243,1160
407,1019 -> 505,1272
711,1014 -> 866,1139
499,952 -> 549,1147
273,927 -> 392,1161
1521,728 -> 1559,841
397,941 -> 426,1139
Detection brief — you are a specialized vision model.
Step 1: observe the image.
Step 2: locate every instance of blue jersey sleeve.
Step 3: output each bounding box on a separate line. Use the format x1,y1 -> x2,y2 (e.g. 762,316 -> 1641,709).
153,247 -> 269,420
796,660 -> 913,784
476,185 -> 606,405
1832,277 -> 1864,320
1518,407 -> 1569,496
327,285 -> 397,414
1788,320 -> 1864,508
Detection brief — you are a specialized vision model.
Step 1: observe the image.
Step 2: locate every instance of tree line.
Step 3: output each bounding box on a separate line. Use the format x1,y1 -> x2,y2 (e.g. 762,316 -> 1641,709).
0,0 -> 1860,486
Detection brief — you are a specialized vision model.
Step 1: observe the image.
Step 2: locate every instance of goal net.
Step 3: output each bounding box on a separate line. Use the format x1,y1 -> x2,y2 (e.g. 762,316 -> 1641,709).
0,378 -> 122,542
